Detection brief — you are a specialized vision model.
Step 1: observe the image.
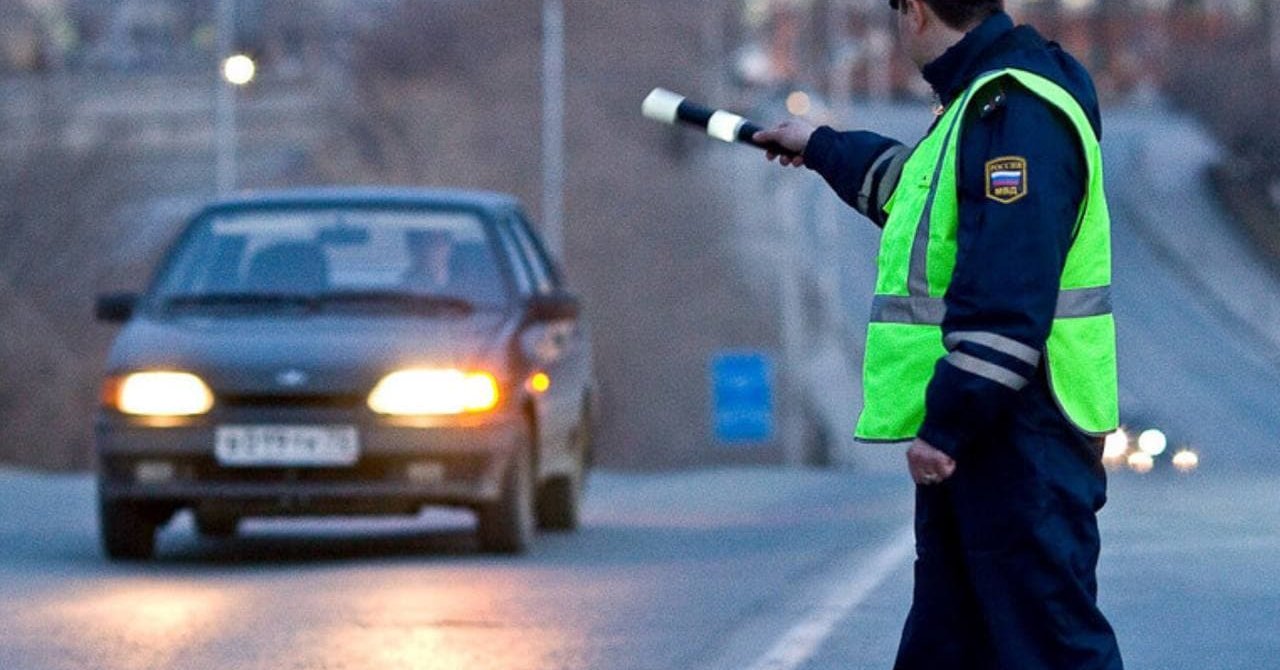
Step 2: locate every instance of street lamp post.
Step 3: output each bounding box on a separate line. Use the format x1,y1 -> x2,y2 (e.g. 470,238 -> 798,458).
215,0 -> 254,195
215,0 -> 237,195
1271,1 -> 1280,74
541,0 -> 566,259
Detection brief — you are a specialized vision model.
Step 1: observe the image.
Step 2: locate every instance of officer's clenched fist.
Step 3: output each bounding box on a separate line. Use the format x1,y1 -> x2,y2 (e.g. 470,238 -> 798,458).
907,439 -> 956,486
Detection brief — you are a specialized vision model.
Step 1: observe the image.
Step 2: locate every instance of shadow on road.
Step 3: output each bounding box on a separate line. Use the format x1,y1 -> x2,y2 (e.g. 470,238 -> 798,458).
155,514 -> 482,565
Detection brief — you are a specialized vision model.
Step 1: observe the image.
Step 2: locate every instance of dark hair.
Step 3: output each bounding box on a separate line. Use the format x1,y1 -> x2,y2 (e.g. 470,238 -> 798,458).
890,0 -> 1003,30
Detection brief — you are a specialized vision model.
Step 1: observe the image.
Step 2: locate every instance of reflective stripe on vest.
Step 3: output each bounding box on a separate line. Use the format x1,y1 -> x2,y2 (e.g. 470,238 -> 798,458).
854,68 -> 1120,443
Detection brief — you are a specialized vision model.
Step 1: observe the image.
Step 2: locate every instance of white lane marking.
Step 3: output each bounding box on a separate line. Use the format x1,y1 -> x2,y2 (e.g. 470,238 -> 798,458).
743,525 -> 915,670
707,111 -> 746,143
641,88 -> 684,124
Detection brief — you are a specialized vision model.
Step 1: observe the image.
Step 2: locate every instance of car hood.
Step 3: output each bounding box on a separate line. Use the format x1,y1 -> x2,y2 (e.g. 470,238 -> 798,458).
105,311 -> 518,395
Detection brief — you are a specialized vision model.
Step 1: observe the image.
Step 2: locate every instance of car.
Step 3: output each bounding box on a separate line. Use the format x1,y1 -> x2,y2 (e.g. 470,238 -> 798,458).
93,188 -> 596,559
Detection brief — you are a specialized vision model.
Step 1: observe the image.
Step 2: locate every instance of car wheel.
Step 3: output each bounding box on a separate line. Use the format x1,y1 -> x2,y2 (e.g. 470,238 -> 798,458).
476,438 -> 536,554
537,411 -> 589,531
194,510 -> 240,539
99,498 -> 159,561
536,476 -> 579,531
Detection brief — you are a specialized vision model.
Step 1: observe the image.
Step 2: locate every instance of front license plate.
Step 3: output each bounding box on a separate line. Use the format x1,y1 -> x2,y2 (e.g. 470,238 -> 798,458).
214,425 -> 360,467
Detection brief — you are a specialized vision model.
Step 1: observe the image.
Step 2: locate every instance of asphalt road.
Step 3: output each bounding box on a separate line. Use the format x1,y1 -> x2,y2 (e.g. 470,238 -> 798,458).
2,104 -> 1278,670
0,468 -> 914,670
2,466 -> 1278,670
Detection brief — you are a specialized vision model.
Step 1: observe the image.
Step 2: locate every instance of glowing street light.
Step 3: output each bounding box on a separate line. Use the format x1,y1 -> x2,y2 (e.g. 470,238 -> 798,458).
786,91 -> 813,116
222,54 -> 256,86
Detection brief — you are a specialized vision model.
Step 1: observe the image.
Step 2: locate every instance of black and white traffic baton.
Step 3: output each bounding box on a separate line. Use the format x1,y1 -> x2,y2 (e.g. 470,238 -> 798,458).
641,88 -> 800,158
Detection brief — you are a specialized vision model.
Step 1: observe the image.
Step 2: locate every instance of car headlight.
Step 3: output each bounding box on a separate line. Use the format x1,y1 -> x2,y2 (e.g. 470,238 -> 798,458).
367,368 -> 500,416
104,371 -> 215,416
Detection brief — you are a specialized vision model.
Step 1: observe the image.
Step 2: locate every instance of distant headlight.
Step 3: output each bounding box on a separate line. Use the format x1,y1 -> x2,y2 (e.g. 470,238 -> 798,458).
1101,429 -> 1129,467
105,371 -> 215,416
1172,449 -> 1200,473
367,369 -> 500,416
1126,450 -> 1154,474
1137,429 -> 1167,456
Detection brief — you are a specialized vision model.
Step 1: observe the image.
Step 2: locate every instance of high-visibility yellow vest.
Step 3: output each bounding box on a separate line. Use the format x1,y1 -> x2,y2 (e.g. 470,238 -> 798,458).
855,68 -> 1119,442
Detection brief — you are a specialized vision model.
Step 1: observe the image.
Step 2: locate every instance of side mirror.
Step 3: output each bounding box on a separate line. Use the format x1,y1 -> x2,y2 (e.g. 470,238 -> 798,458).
527,292 -> 580,322
95,293 -> 139,323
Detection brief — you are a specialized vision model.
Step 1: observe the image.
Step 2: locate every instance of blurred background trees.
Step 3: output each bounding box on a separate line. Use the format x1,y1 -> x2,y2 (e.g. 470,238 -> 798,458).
0,0 -> 1276,469
1162,5 -> 1280,265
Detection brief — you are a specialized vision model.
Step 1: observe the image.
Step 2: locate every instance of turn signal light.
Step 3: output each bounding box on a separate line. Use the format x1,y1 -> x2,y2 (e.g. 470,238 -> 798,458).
528,372 -> 551,394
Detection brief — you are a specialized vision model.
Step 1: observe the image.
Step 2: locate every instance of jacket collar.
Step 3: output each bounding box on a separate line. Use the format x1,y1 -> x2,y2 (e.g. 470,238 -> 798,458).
921,12 -> 1016,107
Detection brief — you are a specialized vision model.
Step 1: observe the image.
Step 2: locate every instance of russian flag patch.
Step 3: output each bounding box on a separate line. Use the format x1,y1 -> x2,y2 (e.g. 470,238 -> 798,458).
985,156 -> 1028,204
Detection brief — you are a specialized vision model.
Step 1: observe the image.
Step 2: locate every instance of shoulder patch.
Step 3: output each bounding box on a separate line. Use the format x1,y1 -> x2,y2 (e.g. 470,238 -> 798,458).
985,156 -> 1028,204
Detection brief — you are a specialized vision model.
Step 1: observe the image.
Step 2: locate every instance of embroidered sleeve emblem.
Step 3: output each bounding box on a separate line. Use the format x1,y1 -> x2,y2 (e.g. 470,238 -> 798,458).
985,156 -> 1028,204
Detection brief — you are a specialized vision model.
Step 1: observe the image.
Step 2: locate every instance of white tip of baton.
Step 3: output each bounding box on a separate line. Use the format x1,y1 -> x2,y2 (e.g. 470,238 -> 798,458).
707,110 -> 746,144
642,88 -> 684,124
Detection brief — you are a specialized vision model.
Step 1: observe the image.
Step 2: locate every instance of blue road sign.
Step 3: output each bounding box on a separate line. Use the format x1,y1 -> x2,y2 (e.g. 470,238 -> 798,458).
711,351 -> 774,445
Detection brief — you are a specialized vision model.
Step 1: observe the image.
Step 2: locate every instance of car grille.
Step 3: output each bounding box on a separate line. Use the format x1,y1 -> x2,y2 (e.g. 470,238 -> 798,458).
218,393 -> 365,409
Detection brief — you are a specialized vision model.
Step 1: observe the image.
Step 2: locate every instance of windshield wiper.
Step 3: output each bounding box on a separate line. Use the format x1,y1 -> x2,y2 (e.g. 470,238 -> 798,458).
164,292 -> 318,309
315,290 -> 475,313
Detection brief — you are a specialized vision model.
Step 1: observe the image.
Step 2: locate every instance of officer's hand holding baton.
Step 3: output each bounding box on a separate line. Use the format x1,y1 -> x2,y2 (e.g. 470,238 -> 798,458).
641,88 -> 810,162
752,119 -> 818,168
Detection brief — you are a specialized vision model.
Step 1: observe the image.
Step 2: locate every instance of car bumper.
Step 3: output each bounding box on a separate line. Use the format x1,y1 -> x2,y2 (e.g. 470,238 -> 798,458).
95,406 -> 524,513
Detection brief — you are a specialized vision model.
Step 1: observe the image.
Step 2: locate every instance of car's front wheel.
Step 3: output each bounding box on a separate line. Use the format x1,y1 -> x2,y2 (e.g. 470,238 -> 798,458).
476,438 -> 536,555
537,409 -> 589,531
99,498 -> 161,561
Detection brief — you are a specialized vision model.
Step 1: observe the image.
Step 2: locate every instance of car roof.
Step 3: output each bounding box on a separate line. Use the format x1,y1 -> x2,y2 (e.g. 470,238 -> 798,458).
197,187 -> 522,216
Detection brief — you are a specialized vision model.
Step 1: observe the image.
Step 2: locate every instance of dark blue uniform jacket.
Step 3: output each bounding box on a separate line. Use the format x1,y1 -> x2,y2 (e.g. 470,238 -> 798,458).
804,12 -> 1103,457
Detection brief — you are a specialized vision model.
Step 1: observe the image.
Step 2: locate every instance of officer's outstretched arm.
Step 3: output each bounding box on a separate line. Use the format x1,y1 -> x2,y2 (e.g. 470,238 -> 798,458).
755,122 -> 907,227
803,128 -> 909,227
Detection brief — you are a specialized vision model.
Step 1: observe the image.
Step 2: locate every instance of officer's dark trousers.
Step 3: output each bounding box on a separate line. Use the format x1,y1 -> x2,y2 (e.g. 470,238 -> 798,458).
892,416 -> 1124,670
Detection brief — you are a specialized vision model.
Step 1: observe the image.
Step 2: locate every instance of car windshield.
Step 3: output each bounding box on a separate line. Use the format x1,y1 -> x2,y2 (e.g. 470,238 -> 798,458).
152,207 -> 510,311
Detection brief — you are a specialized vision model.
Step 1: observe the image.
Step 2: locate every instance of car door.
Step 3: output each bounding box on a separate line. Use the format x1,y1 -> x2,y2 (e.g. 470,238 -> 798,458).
505,212 -> 588,477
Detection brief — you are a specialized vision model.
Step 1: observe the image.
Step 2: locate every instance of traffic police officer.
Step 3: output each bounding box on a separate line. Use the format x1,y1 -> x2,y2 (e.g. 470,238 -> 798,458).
756,1 -> 1124,668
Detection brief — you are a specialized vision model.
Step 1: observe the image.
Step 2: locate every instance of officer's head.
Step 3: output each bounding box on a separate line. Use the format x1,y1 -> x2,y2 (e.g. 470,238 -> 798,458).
889,0 -> 1002,30
889,0 -> 1003,68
